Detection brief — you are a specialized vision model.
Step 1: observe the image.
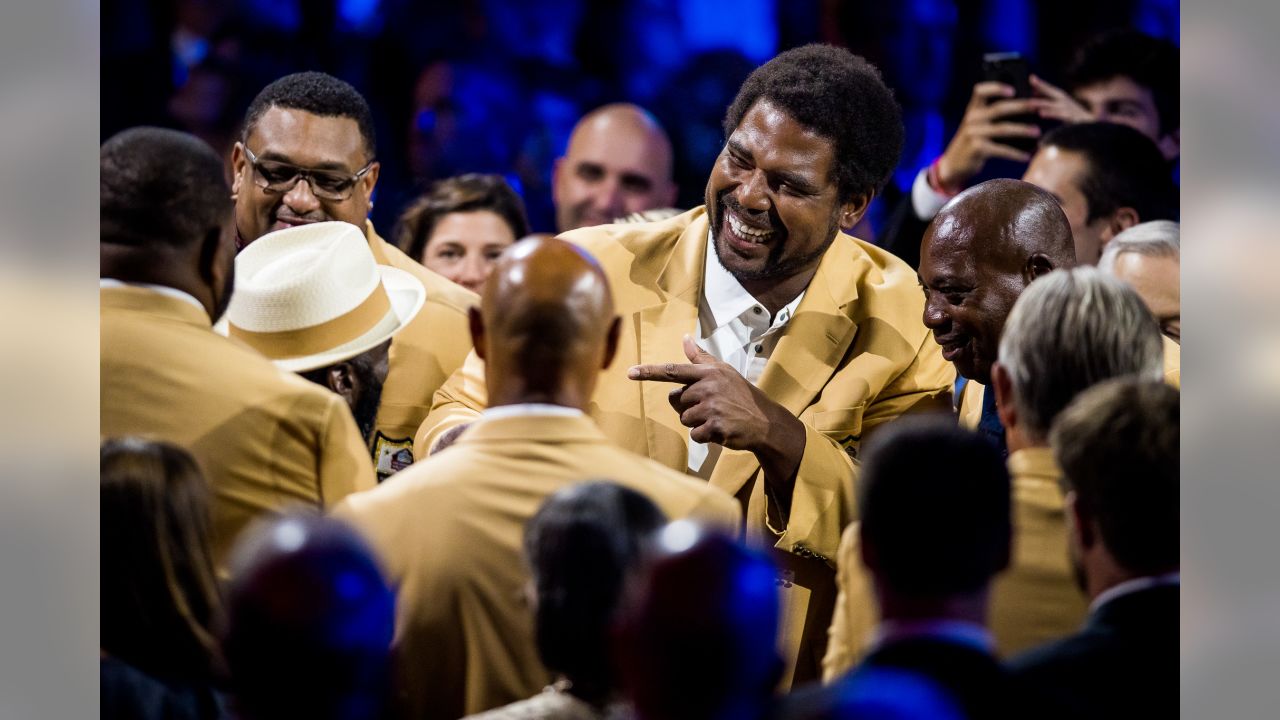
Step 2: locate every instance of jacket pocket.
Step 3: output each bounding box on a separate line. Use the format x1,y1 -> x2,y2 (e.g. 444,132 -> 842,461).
813,404 -> 866,452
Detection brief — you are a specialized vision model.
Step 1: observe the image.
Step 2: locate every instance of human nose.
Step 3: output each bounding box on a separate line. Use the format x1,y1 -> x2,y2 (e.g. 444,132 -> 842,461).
281,175 -> 322,214
922,291 -> 948,330
457,255 -> 488,292
735,169 -> 771,213
591,176 -> 624,217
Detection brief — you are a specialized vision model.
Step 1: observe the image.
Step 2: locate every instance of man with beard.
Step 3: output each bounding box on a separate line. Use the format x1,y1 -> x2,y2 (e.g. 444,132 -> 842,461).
101,128 -> 374,571
419,44 -> 954,685
219,221 -> 426,479
231,71 -> 474,477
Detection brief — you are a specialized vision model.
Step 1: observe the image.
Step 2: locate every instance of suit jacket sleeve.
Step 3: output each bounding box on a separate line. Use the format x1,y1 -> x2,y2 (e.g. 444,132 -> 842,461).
775,331 -> 953,561
414,350 -> 489,458
318,395 -> 377,506
821,523 -> 878,682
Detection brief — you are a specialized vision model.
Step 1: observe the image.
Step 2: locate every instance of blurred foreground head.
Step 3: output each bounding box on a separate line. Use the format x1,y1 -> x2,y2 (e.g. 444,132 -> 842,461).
100,437 -> 222,682
223,514 -> 395,720
614,524 -> 781,720
525,482 -> 668,706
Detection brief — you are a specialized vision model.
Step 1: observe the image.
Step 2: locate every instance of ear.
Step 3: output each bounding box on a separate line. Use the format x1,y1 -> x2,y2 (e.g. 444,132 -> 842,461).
1156,128 -> 1180,161
1101,207 -> 1141,250
839,191 -> 874,230
1023,253 -> 1055,284
230,141 -> 247,197
468,306 -> 486,362
551,157 -> 566,202
326,362 -> 358,405
1066,490 -> 1097,552
360,161 -> 381,206
991,362 -> 1018,432
601,316 -> 622,370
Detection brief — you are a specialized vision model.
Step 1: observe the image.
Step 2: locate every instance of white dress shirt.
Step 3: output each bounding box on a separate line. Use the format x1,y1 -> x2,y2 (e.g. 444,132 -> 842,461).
688,234 -> 804,476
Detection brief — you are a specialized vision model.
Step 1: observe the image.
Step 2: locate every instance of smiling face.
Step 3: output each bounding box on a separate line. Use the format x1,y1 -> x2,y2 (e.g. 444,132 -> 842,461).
231,106 -> 379,247
420,210 -> 517,293
705,99 -> 863,301
918,214 -> 1028,385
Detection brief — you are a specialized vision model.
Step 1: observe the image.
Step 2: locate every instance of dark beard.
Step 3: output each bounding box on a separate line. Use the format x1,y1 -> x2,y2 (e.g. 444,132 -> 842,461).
349,358 -> 384,444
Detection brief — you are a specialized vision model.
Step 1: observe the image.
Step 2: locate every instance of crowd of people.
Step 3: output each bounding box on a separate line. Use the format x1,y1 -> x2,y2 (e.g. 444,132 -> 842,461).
101,23 -> 1180,720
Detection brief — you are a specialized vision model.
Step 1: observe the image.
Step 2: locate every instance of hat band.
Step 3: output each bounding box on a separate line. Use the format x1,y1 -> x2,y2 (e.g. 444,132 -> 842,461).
229,283 -> 392,360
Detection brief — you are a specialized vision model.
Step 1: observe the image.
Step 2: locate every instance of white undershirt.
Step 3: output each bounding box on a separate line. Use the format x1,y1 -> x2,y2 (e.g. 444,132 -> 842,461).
482,403 -> 585,421
100,278 -> 208,319
688,233 -> 804,476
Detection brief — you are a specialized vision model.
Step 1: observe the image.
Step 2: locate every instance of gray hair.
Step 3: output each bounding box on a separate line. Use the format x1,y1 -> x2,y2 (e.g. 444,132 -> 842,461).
1098,220 -> 1180,272
998,267 -> 1164,440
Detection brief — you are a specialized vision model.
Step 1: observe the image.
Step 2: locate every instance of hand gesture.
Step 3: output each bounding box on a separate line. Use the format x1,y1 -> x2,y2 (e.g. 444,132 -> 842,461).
1029,74 -> 1094,125
936,82 -> 1042,189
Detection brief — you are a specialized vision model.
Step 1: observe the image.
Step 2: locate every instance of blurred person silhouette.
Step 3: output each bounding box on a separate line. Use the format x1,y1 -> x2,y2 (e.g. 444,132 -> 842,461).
231,71 -> 476,473
1098,220 -> 1180,343
784,418 -> 1017,720
101,127 -> 374,570
465,482 -> 668,720
882,28 -> 1178,268
420,46 -> 954,686
614,524 -> 782,720
396,174 -> 530,293
552,103 -> 679,232
826,267 -> 1167,677
101,438 -> 228,720
1009,378 -> 1179,719
218,221 -> 426,480
334,236 -> 740,720
222,513 -> 395,720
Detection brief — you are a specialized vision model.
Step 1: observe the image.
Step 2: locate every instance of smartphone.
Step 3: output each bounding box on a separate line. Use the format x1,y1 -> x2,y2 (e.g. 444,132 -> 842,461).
981,52 -> 1038,155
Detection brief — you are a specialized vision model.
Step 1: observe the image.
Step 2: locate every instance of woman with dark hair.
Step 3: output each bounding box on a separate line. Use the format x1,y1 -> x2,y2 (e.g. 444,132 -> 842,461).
396,173 -> 530,293
101,437 -> 227,720
466,481 -> 667,720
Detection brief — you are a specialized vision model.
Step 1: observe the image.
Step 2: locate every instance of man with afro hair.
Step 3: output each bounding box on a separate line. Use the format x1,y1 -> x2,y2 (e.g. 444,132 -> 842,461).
420,44 -> 952,686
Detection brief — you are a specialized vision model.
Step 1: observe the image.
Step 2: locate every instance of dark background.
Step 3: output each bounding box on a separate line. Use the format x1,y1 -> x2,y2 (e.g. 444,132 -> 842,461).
101,0 -> 1179,239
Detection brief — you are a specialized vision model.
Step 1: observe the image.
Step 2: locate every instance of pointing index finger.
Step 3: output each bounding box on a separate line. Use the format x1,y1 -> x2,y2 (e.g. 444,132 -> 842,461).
627,361 -> 710,384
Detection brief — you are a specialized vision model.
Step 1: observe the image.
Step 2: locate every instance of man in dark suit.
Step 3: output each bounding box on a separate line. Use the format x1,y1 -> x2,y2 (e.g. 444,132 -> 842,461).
1009,378 -> 1179,718
782,418 -> 1019,719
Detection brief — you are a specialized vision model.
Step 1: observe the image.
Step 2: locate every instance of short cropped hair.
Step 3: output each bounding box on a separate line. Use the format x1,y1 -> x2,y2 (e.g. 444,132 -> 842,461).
101,127 -> 231,249
723,44 -> 904,203
396,174 -> 530,260
1040,122 -> 1177,225
242,71 -> 376,157
859,417 -> 1011,596
1051,378 -> 1179,575
525,481 -> 667,699
999,267 -> 1164,440
1098,219 -> 1180,272
1066,28 -> 1179,135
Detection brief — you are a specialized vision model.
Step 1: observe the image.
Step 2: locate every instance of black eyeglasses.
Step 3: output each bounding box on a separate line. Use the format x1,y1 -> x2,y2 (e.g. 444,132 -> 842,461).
241,145 -> 375,201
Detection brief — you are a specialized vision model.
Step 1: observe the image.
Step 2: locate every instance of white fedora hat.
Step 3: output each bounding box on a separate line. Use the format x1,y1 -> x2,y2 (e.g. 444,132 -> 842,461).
219,221 -> 426,372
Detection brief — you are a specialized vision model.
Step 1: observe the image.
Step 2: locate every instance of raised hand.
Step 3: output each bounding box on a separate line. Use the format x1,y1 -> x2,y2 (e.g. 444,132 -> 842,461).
935,81 -> 1043,190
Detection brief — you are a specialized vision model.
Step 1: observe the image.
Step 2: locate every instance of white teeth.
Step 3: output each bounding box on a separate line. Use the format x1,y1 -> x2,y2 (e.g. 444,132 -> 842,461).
727,212 -> 774,242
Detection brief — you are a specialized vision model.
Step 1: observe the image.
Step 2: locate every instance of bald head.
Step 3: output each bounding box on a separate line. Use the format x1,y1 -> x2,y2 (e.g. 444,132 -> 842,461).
472,236 -> 620,408
918,179 -> 1076,385
553,103 -> 677,232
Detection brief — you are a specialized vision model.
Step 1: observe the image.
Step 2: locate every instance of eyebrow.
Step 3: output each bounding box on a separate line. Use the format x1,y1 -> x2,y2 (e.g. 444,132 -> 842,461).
256,151 -> 356,172
726,140 -> 820,193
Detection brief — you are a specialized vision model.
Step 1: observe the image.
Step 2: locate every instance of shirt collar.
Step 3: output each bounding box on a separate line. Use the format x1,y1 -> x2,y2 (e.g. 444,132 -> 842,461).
702,229 -> 805,331
481,403 -> 585,421
100,279 -> 207,317
1090,572 -> 1180,614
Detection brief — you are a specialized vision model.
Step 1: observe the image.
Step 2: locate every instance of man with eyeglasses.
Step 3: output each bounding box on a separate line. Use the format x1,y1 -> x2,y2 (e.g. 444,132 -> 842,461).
230,71 -> 475,479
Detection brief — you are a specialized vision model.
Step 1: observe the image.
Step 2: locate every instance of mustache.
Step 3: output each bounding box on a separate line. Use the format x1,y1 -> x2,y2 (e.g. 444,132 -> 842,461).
718,194 -> 780,232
